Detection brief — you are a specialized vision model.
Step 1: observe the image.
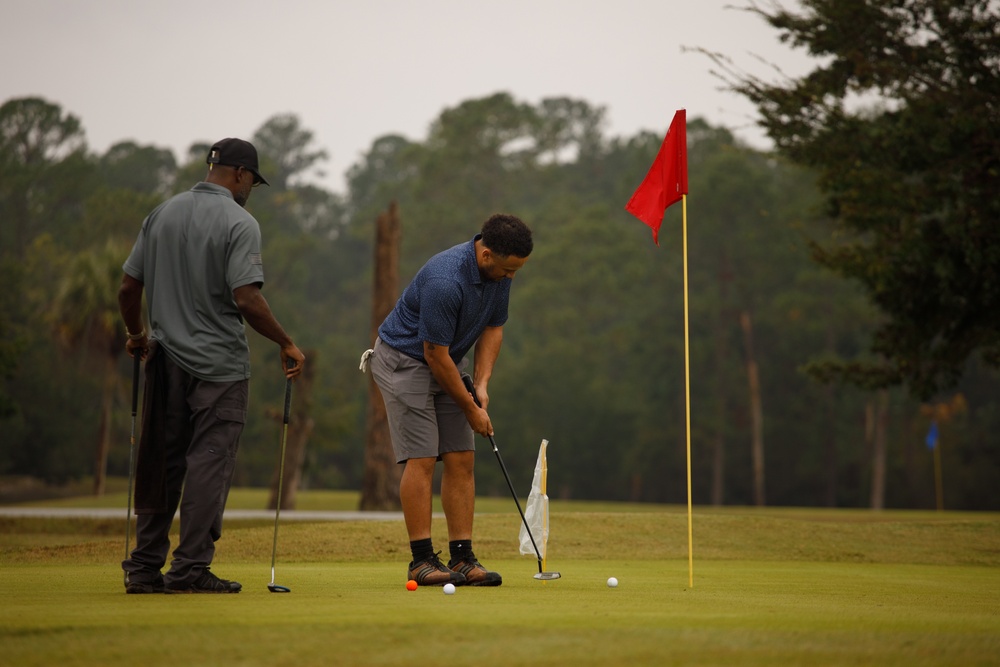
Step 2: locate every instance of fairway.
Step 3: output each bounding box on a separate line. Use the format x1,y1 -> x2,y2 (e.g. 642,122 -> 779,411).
1,499 -> 998,666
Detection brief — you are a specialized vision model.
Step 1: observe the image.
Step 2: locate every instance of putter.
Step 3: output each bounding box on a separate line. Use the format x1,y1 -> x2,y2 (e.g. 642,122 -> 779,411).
268,360 -> 294,593
123,351 -> 141,584
461,375 -> 561,580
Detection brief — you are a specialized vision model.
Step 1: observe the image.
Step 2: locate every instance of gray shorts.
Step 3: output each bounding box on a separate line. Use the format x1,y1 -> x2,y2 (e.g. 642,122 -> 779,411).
369,337 -> 474,463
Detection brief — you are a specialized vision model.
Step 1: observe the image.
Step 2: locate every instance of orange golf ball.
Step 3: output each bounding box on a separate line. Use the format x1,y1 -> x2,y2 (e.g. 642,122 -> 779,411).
406,579 -> 418,591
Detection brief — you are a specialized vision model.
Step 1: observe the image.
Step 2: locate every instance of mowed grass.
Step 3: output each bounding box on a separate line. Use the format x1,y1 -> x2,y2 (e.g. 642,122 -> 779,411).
1,489 -> 999,667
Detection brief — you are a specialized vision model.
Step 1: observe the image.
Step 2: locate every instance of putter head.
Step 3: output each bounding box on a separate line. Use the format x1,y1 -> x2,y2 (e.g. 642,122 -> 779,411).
534,572 -> 561,580
267,583 -> 291,593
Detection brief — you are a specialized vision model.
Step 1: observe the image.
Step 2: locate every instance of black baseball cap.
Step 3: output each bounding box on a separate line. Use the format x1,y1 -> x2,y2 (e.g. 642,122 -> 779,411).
206,138 -> 269,186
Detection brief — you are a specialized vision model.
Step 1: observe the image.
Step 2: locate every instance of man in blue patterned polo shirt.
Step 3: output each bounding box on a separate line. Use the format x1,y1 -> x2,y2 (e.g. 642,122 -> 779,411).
368,213 -> 533,587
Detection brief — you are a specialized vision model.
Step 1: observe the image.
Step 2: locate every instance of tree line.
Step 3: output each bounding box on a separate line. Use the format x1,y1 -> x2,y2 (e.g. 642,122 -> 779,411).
1,88 -> 995,511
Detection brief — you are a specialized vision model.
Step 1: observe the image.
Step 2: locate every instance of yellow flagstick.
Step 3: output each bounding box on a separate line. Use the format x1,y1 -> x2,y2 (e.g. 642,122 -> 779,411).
682,193 -> 693,588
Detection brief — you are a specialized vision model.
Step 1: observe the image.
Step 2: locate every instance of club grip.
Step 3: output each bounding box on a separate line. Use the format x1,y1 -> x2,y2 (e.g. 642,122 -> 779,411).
461,374 -> 481,408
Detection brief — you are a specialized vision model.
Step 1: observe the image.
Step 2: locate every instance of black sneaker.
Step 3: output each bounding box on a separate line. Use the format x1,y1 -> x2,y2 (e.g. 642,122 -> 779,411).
448,553 -> 502,587
165,569 -> 242,594
407,552 -> 467,587
125,573 -> 165,594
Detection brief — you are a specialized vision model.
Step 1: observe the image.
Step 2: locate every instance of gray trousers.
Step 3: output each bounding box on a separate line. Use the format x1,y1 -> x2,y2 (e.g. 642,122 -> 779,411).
122,352 -> 248,586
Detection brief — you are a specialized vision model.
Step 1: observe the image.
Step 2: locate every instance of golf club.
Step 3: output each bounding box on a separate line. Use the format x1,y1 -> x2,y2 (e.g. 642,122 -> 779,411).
461,374 -> 561,580
268,360 -> 294,593
123,351 -> 141,585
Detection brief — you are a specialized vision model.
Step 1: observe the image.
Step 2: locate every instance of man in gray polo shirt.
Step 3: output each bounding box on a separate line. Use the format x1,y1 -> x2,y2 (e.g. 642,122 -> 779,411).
367,214 -> 533,587
118,138 -> 305,594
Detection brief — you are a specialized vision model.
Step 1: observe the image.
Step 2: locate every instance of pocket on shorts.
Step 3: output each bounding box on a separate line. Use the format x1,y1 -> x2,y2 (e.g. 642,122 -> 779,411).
396,370 -> 431,410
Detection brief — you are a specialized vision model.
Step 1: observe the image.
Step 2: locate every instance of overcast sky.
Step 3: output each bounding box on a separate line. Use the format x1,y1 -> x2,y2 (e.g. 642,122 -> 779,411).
1,0 -> 812,193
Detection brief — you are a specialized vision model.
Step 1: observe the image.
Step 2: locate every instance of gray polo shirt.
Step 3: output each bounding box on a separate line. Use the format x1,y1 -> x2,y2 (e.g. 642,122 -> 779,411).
123,182 -> 264,381
378,235 -> 511,365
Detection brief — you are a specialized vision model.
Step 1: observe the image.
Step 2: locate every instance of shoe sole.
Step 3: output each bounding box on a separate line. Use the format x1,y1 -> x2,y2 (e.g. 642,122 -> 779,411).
164,588 -> 241,594
462,577 -> 502,587
448,563 -> 502,587
124,574 -> 165,594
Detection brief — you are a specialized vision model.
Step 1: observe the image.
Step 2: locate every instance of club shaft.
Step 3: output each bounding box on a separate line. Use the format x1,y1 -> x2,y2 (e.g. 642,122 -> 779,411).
124,352 -> 141,574
461,374 -> 544,571
270,421 -> 288,574
270,388 -> 290,573
488,434 -> 545,572
270,371 -> 292,583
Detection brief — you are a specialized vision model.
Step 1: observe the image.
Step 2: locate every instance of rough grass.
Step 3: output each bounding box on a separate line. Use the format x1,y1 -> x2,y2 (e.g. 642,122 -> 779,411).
1,490 -> 998,666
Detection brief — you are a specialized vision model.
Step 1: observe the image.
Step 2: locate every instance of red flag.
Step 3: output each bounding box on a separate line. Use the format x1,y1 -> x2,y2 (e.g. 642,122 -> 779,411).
625,109 -> 688,245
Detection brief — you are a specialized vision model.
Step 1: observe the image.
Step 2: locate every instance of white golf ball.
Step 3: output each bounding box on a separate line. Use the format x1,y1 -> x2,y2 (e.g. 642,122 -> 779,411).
607,577 -> 618,588
443,583 -> 456,595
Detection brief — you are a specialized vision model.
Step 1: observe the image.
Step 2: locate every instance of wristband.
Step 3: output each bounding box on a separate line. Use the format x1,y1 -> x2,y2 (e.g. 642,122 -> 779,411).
127,329 -> 146,341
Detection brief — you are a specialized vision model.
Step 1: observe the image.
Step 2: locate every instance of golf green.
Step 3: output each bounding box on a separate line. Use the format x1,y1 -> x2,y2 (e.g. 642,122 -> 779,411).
1,503 -> 998,665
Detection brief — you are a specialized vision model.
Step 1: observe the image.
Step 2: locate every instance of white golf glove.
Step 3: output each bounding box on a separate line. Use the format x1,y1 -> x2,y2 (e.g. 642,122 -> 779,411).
359,348 -> 374,373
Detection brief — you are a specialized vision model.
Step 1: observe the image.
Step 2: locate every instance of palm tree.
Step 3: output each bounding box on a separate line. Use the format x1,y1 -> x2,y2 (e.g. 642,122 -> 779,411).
49,238 -> 132,496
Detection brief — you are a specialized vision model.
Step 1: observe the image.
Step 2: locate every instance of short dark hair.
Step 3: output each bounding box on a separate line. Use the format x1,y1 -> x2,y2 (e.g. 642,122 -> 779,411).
481,214 -> 533,258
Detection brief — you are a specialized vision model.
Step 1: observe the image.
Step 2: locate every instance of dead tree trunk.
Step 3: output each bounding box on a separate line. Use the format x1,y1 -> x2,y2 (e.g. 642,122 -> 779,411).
360,202 -> 403,510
